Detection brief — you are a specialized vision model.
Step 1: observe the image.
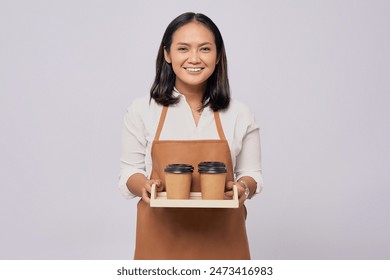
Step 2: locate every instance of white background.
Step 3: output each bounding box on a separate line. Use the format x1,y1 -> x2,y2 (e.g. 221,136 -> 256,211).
1,0 -> 389,259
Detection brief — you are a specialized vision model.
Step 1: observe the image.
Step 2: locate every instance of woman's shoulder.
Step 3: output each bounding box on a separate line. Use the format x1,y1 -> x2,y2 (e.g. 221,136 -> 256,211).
124,95 -> 163,130
229,98 -> 251,111
127,95 -> 150,111
219,99 -> 259,131
221,99 -> 254,119
126,95 -> 161,114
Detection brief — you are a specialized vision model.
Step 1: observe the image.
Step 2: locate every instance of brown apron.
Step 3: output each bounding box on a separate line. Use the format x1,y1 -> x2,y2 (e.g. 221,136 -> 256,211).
134,106 -> 250,259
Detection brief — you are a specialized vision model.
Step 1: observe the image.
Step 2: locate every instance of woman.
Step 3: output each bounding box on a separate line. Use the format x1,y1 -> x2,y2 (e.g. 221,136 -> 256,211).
119,12 -> 263,259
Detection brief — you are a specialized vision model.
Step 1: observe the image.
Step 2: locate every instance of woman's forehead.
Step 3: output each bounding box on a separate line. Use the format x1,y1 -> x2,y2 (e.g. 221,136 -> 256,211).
172,22 -> 215,44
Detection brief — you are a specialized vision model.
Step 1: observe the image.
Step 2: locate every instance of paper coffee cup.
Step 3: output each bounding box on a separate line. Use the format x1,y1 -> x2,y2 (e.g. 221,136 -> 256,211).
198,162 -> 227,200
164,164 -> 193,199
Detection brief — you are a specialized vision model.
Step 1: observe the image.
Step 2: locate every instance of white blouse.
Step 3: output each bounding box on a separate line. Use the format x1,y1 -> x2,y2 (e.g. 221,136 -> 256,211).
119,90 -> 263,199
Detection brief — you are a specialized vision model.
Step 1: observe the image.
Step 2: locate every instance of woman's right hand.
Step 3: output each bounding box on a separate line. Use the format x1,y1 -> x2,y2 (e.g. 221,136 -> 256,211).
141,179 -> 164,204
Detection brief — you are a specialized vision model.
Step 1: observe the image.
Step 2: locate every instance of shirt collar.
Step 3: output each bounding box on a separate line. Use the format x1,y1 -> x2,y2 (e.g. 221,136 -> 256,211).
172,87 -> 211,103
172,87 -> 212,116
172,87 -> 182,98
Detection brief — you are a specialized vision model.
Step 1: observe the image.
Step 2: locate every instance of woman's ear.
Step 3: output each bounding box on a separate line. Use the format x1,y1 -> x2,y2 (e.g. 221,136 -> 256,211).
164,47 -> 171,64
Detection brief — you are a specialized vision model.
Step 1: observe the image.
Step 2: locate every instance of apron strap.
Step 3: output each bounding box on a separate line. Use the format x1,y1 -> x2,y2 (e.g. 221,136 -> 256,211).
154,106 -> 226,141
213,111 -> 227,140
154,106 -> 169,141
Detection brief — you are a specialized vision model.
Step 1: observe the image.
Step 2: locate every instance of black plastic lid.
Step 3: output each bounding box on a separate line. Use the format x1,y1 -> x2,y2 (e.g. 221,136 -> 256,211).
198,161 -> 226,168
164,164 -> 194,174
198,166 -> 227,174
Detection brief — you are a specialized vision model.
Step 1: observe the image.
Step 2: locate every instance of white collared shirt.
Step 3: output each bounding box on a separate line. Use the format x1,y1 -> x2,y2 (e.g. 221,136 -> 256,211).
119,91 -> 263,198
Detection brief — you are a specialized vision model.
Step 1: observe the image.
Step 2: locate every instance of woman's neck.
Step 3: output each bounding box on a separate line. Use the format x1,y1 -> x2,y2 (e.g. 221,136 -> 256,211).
175,82 -> 205,108
175,82 -> 206,126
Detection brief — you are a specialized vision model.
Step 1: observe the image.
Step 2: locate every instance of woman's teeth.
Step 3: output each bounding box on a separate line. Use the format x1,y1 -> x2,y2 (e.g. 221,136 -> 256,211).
185,68 -> 202,72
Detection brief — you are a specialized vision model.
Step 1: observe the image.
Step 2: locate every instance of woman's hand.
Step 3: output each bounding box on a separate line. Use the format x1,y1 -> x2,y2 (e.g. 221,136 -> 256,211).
225,181 -> 247,207
141,179 -> 164,204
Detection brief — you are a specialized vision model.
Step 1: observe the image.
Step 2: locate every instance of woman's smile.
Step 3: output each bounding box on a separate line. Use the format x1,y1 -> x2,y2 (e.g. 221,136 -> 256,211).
184,67 -> 204,73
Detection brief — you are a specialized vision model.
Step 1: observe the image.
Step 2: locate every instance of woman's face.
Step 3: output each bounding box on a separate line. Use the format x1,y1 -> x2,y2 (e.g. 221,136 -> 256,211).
164,21 -> 218,92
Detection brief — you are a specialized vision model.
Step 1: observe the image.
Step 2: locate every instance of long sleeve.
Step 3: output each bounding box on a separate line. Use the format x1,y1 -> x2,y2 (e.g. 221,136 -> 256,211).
118,99 -> 148,199
233,104 -> 263,196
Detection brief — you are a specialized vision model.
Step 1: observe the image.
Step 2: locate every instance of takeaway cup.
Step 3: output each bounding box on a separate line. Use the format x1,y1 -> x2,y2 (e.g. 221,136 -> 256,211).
198,162 -> 227,200
164,164 -> 193,199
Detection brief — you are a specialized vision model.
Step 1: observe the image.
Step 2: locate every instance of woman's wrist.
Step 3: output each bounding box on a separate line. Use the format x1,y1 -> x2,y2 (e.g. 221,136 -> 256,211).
237,177 -> 256,199
239,179 -> 250,199
127,173 -> 148,197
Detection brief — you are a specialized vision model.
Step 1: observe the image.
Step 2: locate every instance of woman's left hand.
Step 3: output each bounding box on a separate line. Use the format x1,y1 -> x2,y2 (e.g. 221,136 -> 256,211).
225,181 -> 247,207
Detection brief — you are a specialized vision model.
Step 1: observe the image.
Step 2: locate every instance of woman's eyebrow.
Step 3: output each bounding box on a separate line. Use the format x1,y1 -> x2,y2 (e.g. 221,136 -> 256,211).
175,42 -> 213,46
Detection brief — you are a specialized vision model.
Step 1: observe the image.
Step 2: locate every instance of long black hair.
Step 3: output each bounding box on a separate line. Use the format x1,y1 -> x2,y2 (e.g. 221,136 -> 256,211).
150,12 -> 230,111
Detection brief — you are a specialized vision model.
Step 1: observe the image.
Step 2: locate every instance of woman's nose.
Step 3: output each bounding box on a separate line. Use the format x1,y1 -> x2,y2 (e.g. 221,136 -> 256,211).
188,50 -> 201,63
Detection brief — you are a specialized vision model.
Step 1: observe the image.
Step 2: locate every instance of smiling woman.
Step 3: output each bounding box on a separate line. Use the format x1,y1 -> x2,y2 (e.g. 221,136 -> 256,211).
164,21 -> 218,104
119,12 -> 263,260
150,13 -> 230,113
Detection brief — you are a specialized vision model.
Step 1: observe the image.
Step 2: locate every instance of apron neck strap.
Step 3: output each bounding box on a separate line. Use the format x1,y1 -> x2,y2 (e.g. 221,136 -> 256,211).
154,106 -> 169,141
213,111 -> 227,140
154,106 -> 227,141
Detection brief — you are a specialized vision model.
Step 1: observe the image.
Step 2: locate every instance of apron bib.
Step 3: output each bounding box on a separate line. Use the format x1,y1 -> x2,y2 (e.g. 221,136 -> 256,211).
134,106 -> 250,259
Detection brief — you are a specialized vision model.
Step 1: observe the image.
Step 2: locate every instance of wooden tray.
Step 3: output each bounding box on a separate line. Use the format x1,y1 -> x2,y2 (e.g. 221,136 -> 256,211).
150,184 -> 239,208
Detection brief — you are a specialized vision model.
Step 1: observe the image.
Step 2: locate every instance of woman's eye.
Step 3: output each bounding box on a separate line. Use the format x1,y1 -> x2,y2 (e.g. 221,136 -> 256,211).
201,47 -> 211,52
178,47 -> 187,51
